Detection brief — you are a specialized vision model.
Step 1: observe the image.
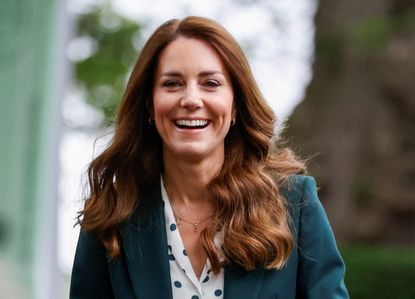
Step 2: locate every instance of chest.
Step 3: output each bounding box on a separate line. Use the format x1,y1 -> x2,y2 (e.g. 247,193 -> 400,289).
178,224 -> 208,278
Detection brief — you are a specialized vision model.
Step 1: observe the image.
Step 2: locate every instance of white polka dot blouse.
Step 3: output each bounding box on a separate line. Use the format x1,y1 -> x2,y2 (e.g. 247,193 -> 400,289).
161,178 -> 224,299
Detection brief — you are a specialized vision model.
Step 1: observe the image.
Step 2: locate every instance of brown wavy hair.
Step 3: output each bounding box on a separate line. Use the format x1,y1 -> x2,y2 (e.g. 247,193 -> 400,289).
78,16 -> 306,273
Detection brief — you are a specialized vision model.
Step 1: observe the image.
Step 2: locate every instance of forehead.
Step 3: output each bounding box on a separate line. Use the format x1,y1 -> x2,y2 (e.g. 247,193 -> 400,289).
156,37 -> 227,73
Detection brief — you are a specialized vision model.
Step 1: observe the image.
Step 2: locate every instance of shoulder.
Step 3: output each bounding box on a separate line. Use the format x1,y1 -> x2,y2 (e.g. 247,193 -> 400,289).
281,176 -> 350,298
280,175 -> 330,240
280,174 -> 318,207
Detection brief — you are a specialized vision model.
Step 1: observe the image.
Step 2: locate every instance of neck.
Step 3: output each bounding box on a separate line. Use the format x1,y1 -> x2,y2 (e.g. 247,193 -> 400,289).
162,150 -> 224,206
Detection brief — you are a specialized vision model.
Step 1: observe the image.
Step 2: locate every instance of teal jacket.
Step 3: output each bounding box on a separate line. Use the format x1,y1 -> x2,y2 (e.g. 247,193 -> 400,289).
70,175 -> 349,299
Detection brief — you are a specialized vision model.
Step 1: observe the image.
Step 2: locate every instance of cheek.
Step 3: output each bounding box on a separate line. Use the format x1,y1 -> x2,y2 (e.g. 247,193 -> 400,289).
210,92 -> 234,117
222,90 -> 234,117
152,95 -> 170,118
219,99 -> 234,118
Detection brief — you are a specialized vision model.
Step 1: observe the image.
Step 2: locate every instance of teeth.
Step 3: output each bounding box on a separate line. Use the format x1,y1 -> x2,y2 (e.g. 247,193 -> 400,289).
176,119 -> 209,127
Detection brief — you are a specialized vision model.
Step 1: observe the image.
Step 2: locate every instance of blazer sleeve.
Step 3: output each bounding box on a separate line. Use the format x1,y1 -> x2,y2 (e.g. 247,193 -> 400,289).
70,230 -> 115,299
296,176 -> 349,299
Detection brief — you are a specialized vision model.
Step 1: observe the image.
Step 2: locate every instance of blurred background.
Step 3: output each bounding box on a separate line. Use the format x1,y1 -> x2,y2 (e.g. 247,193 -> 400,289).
0,0 -> 414,298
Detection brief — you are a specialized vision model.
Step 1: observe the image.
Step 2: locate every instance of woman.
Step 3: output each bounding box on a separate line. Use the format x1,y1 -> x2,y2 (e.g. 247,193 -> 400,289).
70,16 -> 349,299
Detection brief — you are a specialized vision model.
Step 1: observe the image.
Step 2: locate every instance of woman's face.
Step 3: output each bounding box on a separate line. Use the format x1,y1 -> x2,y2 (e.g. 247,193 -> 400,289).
152,37 -> 234,163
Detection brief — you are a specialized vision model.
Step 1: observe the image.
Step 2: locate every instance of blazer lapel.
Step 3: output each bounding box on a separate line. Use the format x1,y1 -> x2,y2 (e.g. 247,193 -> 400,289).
119,179 -> 265,299
120,180 -> 173,299
224,264 -> 264,299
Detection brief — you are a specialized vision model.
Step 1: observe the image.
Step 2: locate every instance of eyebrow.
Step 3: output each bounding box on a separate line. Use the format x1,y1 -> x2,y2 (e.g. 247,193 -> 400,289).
158,70 -> 225,78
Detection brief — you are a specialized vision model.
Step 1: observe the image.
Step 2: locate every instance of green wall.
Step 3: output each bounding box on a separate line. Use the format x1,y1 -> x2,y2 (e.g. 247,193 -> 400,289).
0,0 -> 65,298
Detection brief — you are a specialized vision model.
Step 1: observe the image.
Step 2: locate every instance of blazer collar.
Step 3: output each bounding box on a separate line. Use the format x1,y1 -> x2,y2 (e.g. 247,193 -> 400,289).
120,179 -> 173,299
120,179 -> 264,299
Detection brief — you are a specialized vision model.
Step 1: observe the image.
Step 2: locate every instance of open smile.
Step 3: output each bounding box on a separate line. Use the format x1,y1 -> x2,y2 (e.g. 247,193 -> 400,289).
174,119 -> 210,129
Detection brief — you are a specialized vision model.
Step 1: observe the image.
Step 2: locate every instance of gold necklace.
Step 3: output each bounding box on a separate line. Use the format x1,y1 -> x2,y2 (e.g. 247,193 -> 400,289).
171,204 -> 213,232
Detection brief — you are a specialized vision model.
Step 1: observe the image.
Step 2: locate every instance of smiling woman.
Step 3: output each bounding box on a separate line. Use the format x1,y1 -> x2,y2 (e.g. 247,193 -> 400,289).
153,37 -> 234,164
70,16 -> 349,299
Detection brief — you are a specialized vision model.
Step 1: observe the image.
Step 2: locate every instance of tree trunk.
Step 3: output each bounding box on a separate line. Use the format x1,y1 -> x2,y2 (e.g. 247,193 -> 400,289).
286,0 -> 415,244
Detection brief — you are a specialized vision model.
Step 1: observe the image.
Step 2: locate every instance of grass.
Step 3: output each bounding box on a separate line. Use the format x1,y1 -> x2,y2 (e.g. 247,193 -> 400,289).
340,245 -> 415,299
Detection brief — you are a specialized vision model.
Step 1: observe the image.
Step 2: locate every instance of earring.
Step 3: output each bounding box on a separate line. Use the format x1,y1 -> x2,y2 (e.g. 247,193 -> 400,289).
148,117 -> 154,125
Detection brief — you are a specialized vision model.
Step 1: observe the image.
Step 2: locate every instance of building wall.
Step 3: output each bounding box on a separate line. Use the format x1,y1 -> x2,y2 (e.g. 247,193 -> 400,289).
0,0 -> 68,298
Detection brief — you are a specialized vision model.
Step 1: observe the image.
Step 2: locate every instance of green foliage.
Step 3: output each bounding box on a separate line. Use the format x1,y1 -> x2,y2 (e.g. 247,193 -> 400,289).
348,16 -> 392,54
341,245 -> 415,299
74,9 -> 141,124
346,6 -> 415,55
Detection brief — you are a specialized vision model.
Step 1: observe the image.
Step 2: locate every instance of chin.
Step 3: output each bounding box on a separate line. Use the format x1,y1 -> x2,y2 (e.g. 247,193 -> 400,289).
165,143 -> 220,161
173,147 -> 209,160
162,138 -> 225,161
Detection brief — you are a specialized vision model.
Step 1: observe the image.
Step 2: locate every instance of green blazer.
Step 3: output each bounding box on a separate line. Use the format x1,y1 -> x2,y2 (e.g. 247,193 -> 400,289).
70,175 -> 349,299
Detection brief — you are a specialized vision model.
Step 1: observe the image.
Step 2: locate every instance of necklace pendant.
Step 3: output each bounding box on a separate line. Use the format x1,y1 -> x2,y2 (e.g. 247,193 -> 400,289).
193,222 -> 199,232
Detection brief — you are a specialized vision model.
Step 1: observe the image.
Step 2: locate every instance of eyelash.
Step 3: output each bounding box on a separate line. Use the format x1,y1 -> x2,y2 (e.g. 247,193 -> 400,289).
162,80 -> 181,88
205,80 -> 221,87
161,79 -> 222,89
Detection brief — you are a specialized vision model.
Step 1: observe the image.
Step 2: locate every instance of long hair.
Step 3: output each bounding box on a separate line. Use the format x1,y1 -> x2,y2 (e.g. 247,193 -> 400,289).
78,16 -> 306,273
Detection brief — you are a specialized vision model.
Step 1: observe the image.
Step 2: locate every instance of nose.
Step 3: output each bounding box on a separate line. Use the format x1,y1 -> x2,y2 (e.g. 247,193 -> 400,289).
180,84 -> 202,110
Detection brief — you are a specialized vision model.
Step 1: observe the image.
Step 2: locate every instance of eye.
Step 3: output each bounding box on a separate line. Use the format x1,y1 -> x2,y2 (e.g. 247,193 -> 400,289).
204,80 -> 221,88
162,80 -> 181,88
